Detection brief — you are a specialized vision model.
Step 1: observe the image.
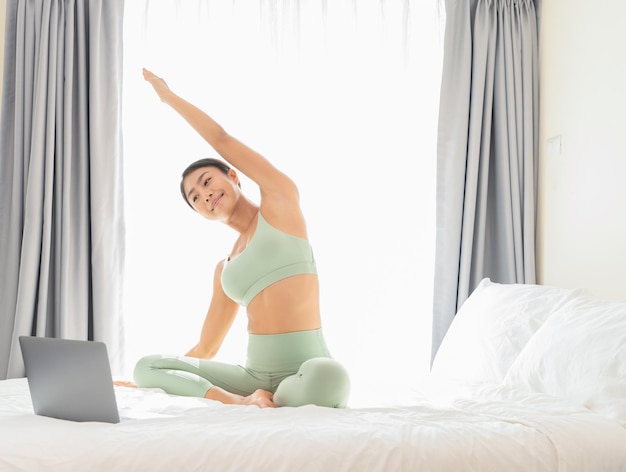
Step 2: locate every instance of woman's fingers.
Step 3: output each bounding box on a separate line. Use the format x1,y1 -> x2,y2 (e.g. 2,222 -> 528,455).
142,68 -> 170,102
142,68 -> 158,81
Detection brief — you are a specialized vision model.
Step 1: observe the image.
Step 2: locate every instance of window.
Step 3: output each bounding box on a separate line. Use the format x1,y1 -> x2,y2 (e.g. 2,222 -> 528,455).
122,0 -> 443,401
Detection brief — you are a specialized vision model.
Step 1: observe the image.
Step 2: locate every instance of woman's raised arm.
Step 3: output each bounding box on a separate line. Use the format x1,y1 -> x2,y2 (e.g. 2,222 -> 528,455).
143,69 -> 297,201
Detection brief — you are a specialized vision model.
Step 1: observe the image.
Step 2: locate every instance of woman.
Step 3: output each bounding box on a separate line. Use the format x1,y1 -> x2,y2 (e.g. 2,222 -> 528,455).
129,69 -> 350,409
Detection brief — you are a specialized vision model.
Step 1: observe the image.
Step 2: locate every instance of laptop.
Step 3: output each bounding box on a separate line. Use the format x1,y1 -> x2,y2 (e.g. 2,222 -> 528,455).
19,336 -> 121,423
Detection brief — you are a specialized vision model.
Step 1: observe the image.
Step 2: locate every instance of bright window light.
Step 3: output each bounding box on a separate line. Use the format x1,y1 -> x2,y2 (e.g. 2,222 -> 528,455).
122,0 -> 443,402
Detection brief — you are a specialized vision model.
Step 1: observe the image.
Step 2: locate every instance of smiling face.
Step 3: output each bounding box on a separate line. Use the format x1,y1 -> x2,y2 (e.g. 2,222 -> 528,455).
182,166 -> 242,221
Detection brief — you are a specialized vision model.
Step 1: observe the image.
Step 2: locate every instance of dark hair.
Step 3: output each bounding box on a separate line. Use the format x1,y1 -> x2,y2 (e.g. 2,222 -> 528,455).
179,158 -> 234,210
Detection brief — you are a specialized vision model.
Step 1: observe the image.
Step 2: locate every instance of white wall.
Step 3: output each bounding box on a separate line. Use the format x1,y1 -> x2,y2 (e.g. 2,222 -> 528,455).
537,0 -> 626,302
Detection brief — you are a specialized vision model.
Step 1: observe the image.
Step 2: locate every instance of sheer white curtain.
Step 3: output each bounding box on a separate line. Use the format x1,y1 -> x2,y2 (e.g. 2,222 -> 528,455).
122,0 -> 443,401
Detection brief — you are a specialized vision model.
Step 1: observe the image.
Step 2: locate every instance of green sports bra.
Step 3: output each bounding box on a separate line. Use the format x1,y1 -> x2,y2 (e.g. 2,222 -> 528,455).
221,212 -> 317,307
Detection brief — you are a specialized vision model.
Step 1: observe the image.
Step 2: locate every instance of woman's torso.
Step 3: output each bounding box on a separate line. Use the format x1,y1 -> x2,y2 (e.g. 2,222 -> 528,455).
245,274 -> 321,334
222,212 -> 322,334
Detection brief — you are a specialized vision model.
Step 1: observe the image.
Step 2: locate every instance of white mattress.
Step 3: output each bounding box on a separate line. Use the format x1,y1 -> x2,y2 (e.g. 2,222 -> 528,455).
1,377 -> 625,471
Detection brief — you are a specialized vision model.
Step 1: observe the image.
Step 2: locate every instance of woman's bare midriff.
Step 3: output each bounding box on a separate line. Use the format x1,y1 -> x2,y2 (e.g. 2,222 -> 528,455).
245,274 -> 321,334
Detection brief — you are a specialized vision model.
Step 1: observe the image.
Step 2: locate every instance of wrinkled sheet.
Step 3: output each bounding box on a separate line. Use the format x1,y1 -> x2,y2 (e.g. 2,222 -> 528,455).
1,377 -> 625,472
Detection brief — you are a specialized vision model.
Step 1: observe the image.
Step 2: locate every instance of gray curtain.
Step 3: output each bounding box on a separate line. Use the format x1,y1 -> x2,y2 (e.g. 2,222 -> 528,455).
431,0 -> 539,360
0,0 -> 125,379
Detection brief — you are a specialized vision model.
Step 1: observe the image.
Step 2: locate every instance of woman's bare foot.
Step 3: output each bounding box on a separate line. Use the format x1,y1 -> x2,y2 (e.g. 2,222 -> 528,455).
242,389 -> 277,408
205,386 -> 277,408
113,380 -> 138,388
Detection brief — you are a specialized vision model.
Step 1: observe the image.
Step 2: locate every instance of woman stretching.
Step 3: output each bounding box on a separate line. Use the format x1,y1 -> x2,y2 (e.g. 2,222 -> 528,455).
126,69 -> 350,409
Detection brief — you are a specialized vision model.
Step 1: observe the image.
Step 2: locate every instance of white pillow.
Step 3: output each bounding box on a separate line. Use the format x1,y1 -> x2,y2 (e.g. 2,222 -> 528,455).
431,278 -> 582,385
504,294 -> 626,425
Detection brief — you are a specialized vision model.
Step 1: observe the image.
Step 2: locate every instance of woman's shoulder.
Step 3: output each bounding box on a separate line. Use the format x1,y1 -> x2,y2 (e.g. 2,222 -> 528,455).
258,203 -> 308,240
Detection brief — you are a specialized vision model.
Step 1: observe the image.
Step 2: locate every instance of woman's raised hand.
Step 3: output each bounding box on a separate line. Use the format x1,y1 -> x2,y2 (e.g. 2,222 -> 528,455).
143,68 -> 172,103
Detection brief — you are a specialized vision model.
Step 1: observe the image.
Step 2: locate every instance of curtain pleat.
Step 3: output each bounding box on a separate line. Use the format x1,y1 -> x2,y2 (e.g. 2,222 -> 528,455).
0,0 -> 125,379
432,0 -> 539,361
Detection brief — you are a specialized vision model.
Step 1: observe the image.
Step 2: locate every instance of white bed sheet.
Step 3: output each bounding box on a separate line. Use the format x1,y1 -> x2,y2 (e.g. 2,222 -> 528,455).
1,377 -> 625,472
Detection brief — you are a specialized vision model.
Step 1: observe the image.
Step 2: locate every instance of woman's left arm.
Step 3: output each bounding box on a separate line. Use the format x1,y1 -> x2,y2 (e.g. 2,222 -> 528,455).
143,69 -> 297,202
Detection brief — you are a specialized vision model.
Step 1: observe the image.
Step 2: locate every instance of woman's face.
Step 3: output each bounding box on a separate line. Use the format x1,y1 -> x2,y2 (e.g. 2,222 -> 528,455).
182,166 -> 241,221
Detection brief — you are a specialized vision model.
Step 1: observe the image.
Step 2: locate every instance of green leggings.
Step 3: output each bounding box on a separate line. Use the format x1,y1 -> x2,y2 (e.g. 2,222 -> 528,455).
133,329 -> 350,408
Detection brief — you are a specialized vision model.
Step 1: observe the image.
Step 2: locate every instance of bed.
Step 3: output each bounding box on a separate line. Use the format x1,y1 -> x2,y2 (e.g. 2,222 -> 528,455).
1,278 -> 625,471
